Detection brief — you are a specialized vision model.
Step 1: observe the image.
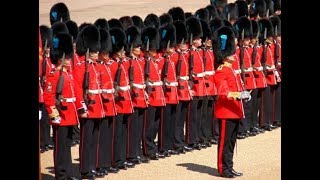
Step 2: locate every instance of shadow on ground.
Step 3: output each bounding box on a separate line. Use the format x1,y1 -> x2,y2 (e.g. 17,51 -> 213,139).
176,163 -> 220,177
43,163 -> 80,179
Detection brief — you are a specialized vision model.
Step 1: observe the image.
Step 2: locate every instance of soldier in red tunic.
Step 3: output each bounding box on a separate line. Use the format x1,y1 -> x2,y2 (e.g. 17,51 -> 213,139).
185,17 -> 206,150
43,32 -> 80,180
213,26 -> 250,178
141,27 -> 166,160
39,25 -> 54,153
125,25 -> 150,164
109,27 -> 135,170
73,25 -> 105,179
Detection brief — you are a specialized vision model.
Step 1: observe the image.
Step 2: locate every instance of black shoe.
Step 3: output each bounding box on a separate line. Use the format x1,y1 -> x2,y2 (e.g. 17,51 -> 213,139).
127,158 -> 142,165
81,172 -> 95,179
264,126 -> 272,131
273,122 -> 281,127
220,172 -> 235,178
270,124 -> 277,129
168,149 -> 179,155
40,147 -> 47,153
108,167 -> 120,173
210,139 -> 218,144
124,161 -> 135,168
248,131 -> 257,136
138,156 -> 150,163
230,169 -> 243,176
237,134 -> 246,139
96,167 -> 108,175
114,163 -> 127,170
194,143 -> 202,150
205,142 -> 212,147
148,153 -> 159,160
176,147 -> 186,154
183,146 -> 193,152
90,170 -> 105,177
158,151 -> 169,157
67,177 -> 81,180
200,143 -> 207,148
45,144 -> 54,150
71,141 -> 77,146
74,140 -> 81,144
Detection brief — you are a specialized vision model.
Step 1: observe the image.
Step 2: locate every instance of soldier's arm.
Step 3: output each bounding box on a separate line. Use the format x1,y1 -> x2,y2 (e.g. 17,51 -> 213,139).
214,67 -> 240,100
72,64 -> 87,114
43,72 -> 59,120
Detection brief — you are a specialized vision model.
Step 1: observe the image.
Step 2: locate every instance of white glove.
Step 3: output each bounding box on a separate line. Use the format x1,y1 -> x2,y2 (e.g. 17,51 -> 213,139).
51,116 -> 61,124
240,91 -> 251,101
39,110 -> 42,121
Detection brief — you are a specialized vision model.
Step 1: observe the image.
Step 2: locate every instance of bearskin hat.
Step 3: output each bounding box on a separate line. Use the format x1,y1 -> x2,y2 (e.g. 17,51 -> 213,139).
94,18 -> 109,31
264,0 -> 274,16
65,20 -> 78,41
235,0 -> 249,17
109,28 -> 127,55
209,17 -> 225,35
233,16 -> 252,39
206,4 -> 219,21
76,25 -> 100,56
200,20 -> 212,42
257,18 -> 274,41
141,27 -> 160,51
132,15 -> 145,29
51,22 -> 69,36
249,0 -> 266,18
159,23 -> 176,49
99,29 -> 112,54
185,17 -> 203,39
185,12 -> 193,19
78,23 -> 92,32
144,14 -> 160,29
269,15 -> 281,36
50,33 -> 73,64
125,25 -> 142,49
223,3 -> 238,21
108,19 -> 124,30
168,7 -> 185,21
224,20 -> 239,38
251,19 -> 259,38
213,26 -> 236,64
49,2 -> 70,25
119,16 -> 134,30
40,25 -> 52,49
159,13 -> 173,26
195,8 -> 210,23
272,0 -> 281,11
173,20 -> 188,44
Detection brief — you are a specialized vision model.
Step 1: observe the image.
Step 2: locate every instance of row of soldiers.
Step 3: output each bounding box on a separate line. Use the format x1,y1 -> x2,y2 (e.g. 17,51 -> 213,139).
39,0 -> 281,179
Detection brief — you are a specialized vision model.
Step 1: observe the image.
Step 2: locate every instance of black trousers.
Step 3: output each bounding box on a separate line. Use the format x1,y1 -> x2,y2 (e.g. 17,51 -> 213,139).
260,86 -> 273,127
79,118 -> 100,174
239,96 -> 252,134
159,104 -> 177,152
143,106 -> 162,156
186,97 -> 203,145
113,113 -> 130,166
251,88 -> 263,129
53,125 -> 74,180
72,125 -> 80,141
174,101 -> 190,148
272,83 -> 281,123
40,103 -> 51,148
127,108 -> 145,159
217,119 -> 239,175
97,116 -> 114,169
200,96 -> 215,142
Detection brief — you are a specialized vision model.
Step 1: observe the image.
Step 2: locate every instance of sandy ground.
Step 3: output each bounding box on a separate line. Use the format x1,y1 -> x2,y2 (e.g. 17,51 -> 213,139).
41,128 -> 280,180
40,1 -> 280,179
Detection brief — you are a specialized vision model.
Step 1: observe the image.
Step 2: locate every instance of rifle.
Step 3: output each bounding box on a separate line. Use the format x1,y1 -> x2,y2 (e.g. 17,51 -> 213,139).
114,47 -> 124,101
144,39 -> 151,95
261,28 -> 268,75
83,49 -> 91,106
239,29 -> 246,88
176,38 -> 184,78
188,33 -> 194,89
128,44 -> 134,88
202,37 -> 208,79
274,26 -> 280,68
251,31 -> 260,66
55,53 -> 67,111
162,41 -> 170,91
41,39 -> 48,88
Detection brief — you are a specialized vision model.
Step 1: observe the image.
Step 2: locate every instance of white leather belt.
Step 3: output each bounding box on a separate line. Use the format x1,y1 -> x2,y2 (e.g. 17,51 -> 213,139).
61,97 -> 76,102
254,67 -> 264,71
178,76 -> 189,81
165,81 -> 178,87
101,88 -> 115,94
88,89 -> 101,94
234,69 -> 242,74
277,62 -> 281,66
132,83 -> 146,89
192,72 -> 205,78
204,71 -> 215,76
243,67 -> 253,72
147,81 -> 163,86
266,65 -> 275,70
119,85 -> 131,91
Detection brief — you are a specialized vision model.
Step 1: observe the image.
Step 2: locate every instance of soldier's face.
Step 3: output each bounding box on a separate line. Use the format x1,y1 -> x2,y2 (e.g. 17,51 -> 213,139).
133,47 -> 141,56
205,39 -> 212,47
193,38 -> 202,48
63,58 -> 72,67
243,38 -> 250,46
89,52 -> 99,61
250,38 -> 257,45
